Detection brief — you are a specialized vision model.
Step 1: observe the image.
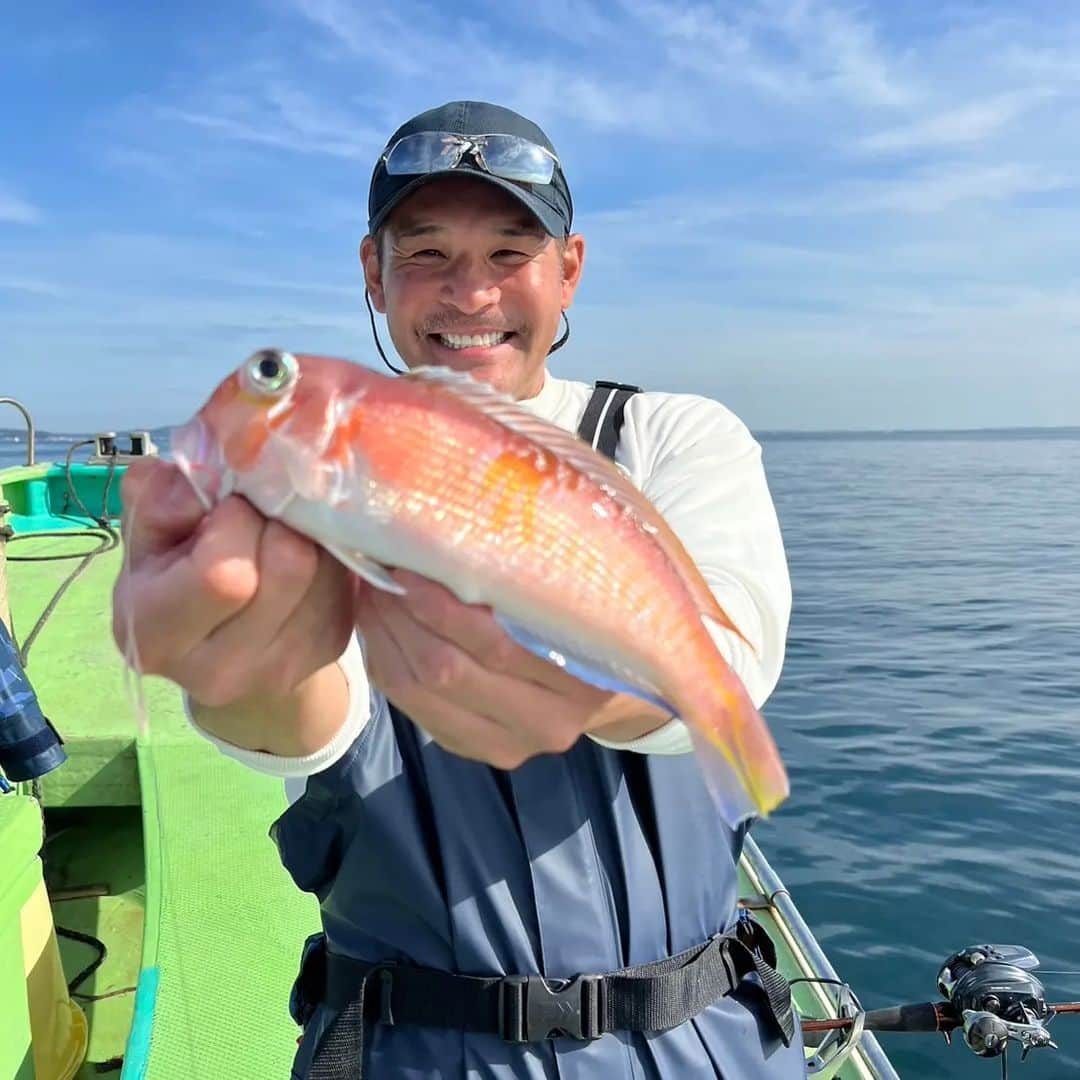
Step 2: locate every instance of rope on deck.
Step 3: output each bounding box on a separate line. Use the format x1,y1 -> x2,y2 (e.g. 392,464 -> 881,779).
2,442 -> 121,666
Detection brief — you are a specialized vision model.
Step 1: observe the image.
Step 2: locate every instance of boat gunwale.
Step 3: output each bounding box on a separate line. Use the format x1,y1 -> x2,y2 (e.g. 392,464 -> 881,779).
740,834 -> 900,1079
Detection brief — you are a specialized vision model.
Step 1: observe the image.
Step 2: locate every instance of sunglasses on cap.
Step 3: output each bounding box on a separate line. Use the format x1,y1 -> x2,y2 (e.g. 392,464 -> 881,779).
380,131 -> 560,186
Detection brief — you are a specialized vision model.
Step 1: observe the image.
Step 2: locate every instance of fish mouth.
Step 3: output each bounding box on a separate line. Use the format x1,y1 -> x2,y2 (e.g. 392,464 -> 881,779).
171,416 -> 232,510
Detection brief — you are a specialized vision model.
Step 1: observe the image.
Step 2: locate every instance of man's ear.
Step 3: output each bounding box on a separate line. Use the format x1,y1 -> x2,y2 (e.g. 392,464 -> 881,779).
560,233 -> 585,310
360,234 -> 386,312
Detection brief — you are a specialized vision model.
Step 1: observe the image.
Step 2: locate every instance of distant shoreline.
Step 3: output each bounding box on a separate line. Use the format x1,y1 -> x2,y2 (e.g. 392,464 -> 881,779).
5,425 -> 1079,443
755,426 -> 1080,440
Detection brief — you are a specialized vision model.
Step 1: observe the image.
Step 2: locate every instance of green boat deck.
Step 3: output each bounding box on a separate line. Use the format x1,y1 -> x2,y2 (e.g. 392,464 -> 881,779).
2,458 -> 896,1079
4,464 -> 320,1077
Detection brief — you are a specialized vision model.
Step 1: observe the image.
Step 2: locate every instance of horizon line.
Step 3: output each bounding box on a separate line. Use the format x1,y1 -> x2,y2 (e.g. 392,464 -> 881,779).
3,422 -> 1080,441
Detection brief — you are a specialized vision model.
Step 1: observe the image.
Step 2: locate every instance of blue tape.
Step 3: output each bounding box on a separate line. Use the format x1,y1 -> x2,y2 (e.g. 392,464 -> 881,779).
121,966 -> 160,1080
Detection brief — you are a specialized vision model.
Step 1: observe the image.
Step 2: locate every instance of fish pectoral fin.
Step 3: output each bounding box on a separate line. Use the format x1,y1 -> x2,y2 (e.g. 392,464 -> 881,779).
702,611 -> 759,657
494,615 -> 674,713
323,543 -> 406,595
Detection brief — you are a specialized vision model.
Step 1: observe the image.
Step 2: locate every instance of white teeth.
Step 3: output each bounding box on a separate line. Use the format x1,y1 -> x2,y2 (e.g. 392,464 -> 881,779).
438,331 -> 510,349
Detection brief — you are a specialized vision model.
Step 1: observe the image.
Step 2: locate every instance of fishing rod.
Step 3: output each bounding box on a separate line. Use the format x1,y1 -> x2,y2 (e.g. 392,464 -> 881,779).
801,944 -> 1079,1078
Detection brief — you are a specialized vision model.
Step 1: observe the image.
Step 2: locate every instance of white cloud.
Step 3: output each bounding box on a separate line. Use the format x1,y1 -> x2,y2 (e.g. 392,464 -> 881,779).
838,162 -> 1071,214
0,276 -> 62,296
285,0 -> 438,77
857,91 -> 1053,154
763,0 -> 914,108
0,190 -> 43,225
576,157 -> 1072,263
278,0 -> 917,149
617,0 -> 915,109
1002,38 -> 1080,84
484,0 -> 622,43
160,80 -> 384,160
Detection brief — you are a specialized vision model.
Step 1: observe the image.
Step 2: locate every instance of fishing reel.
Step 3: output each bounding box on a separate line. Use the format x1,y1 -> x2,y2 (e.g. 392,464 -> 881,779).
802,941 -> 1073,1077
936,945 -> 1056,1061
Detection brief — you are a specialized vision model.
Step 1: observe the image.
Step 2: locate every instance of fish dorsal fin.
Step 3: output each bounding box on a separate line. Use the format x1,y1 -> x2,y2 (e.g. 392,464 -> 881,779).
403,366 -> 753,649
404,365 -> 652,499
405,365 -> 636,484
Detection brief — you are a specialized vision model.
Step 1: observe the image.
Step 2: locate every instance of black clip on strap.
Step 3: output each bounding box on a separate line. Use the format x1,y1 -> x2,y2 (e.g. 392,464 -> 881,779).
499,973 -> 607,1042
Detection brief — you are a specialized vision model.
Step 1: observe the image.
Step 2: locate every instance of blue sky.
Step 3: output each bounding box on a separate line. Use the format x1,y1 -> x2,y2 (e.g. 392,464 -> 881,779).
2,0 -> 1077,432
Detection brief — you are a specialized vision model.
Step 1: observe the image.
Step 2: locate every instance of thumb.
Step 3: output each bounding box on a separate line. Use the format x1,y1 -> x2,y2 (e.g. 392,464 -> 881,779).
122,457 -> 207,562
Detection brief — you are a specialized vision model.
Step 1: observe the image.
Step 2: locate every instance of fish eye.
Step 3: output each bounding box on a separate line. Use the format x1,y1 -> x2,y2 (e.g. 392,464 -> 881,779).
244,349 -> 298,396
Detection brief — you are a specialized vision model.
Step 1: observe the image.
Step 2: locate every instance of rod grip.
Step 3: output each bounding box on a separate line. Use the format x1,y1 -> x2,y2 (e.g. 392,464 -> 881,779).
863,1002 -> 957,1032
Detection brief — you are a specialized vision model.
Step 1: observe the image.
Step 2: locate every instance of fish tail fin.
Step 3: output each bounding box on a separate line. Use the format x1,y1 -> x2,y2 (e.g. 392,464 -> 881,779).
680,669 -> 789,829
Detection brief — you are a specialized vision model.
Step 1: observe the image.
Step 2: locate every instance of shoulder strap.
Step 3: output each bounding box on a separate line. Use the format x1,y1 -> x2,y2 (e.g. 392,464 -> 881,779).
576,380 -> 641,461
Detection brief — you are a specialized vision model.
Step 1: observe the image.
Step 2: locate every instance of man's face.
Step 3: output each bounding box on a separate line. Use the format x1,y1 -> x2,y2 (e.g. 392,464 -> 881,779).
361,174 -> 584,400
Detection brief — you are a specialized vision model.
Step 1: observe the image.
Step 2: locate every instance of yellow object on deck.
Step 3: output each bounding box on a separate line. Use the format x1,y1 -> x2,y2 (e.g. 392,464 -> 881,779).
21,878 -> 88,1080
1,791 -> 88,1080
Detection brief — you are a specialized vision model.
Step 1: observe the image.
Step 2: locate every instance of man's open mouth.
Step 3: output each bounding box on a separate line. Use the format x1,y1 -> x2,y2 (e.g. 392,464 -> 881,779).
431,331 -> 514,350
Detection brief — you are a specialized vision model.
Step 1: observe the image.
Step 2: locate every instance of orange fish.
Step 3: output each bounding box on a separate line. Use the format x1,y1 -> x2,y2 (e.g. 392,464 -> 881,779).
172,350 -> 790,825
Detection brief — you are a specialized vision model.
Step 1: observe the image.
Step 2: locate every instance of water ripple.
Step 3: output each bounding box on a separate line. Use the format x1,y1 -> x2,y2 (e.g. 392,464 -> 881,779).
760,432 -> 1080,1079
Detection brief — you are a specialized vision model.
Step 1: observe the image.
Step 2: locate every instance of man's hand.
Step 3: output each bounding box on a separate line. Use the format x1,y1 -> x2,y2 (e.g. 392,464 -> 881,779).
356,569 -> 670,769
112,457 -> 356,756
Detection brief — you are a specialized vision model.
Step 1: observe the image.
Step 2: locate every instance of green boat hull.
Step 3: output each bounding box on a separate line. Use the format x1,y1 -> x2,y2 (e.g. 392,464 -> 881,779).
0,455 -> 897,1079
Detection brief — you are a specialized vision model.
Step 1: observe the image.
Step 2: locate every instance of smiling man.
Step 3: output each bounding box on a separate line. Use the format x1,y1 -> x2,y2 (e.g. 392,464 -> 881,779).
365,174 -> 576,399
114,101 -> 804,1078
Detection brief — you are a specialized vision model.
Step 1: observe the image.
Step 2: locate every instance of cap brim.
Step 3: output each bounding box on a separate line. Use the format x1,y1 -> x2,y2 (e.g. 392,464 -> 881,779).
369,168 -> 568,239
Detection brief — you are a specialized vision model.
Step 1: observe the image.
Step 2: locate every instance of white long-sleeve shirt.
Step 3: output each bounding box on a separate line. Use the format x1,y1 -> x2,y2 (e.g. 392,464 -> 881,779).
187,370 -> 792,799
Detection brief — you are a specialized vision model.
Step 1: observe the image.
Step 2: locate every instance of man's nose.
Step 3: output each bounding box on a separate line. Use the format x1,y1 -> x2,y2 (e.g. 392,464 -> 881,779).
440,256 -> 501,312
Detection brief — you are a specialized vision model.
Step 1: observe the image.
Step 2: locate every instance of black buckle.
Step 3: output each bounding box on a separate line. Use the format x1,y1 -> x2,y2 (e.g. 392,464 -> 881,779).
499,973 -> 605,1042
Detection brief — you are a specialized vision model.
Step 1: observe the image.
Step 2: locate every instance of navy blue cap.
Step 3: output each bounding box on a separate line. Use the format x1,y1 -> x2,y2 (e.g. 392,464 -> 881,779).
367,100 -> 573,238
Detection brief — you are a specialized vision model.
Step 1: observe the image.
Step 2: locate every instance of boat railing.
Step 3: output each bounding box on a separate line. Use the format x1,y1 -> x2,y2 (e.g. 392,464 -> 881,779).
0,398 -> 35,466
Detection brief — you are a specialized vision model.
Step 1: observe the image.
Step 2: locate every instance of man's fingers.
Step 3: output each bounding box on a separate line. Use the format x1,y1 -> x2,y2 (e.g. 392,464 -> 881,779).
364,587 -> 587,758
281,545 -> 359,665
387,569 -> 590,694
120,456 -> 167,509
117,496 -> 265,672
122,458 -> 207,563
360,604 -> 553,769
406,693 -> 545,771
357,571 -> 614,765
179,521 -> 317,703
181,525 -> 353,706
358,587 -> 425,699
